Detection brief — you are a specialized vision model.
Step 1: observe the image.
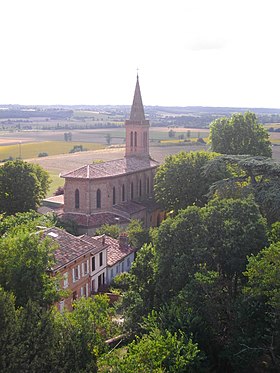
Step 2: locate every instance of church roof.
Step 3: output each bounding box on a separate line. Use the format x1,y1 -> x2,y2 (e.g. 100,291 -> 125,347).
129,74 -> 146,122
61,157 -> 158,179
58,211 -> 130,228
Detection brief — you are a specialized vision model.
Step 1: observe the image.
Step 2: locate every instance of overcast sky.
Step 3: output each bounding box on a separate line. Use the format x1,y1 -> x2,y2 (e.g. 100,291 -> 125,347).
1,0 -> 279,108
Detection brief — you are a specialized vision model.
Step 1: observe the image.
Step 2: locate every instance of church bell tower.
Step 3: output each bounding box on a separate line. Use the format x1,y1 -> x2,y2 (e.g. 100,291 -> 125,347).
125,75 -> 150,158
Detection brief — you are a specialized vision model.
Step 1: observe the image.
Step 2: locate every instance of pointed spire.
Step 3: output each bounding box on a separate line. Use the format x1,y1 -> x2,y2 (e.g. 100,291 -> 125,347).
129,75 -> 146,122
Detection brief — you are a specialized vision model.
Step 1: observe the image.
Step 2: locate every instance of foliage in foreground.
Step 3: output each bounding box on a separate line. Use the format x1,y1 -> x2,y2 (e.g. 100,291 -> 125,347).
99,326 -> 200,373
0,159 -> 50,215
0,291 -> 114,373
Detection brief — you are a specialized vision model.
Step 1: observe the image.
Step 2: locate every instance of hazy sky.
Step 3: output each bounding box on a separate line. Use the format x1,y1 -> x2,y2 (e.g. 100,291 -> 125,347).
1,0 -> 279,108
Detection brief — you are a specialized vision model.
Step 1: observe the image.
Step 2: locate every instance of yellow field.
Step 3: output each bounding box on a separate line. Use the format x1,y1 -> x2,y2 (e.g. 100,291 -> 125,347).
0,141 -> 104,160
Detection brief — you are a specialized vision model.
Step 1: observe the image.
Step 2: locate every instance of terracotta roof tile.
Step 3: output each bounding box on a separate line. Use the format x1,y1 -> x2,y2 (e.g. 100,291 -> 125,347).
61,157 -> 158,180
95,235 -> 135,267
41,227 -> 105,270
113,201 -> 146,215
58,212 -> 130,228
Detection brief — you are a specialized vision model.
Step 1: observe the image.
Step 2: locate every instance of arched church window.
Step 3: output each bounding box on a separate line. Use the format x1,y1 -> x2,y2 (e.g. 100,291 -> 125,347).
146,177 -> 150,194
134,132 -> 137,147
130,131 -> 133,147
75,189 -> 80,209
122,184 -> 125,202
96,189 -> 101,209
131,182 -> 134,200
113,187 -> 116,205
139,179 -> 142,197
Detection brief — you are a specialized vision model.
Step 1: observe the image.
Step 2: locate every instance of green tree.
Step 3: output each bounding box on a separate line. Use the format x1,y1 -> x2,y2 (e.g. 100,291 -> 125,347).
241,243 -> 280,369
0,159 -> 50,215
156,206 -> 207,302
99,326 -> 200,373
0,227 -> 59,308
203,197 -> 267,296
127,219 -> 150,250
0,287 -> 18,371
57,295 -> 113,373
123,244 -> 157,331
154,151 -> 228,212
95,223 -> 121,239
209,111 -> 272,157
168,129 -> 176,138
105,133 -> 112,145
205,155 -> 280,223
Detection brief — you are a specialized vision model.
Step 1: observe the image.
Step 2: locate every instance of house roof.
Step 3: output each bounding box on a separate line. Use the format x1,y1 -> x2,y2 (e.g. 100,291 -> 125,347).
41,227 -> 106,271
60,157 -> 158,180
58,211 -> 130,228
95,234 -> 135,267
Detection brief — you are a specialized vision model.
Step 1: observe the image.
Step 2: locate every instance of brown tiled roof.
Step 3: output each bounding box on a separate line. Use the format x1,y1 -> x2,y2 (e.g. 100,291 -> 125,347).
61,157 -> 158,180
95,235 -> 135,267
113,201 -> 146,215
41,227 -> 106,270
58,212 -> 130,228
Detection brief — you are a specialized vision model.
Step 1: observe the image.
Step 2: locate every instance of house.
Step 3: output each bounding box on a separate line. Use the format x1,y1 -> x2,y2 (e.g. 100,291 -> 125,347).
58,75 -> 164,234
42,227 -> 135,311
94,233 -> 135,284
41,227 -> 107,311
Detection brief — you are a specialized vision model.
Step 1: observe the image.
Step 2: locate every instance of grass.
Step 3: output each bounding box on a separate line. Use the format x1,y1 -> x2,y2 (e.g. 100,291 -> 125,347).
0,141 -> 104,161
47,171 -> 64,197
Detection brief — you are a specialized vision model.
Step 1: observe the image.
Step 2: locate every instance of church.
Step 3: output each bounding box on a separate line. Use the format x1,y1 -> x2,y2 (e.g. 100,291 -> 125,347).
59,75 -> 164,235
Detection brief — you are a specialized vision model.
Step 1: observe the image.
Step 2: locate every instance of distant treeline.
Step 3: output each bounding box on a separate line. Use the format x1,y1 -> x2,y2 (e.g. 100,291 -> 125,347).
0,109 -> 73,120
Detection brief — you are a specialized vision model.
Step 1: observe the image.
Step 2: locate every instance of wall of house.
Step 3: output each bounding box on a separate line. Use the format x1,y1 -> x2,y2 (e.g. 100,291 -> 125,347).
107,252 -> 135,284
89,247 -> 107,293
57,253 -> 91,312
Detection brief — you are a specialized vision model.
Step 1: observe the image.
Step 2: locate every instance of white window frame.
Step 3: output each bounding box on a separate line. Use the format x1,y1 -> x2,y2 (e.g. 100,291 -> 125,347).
72,265 -> 80,283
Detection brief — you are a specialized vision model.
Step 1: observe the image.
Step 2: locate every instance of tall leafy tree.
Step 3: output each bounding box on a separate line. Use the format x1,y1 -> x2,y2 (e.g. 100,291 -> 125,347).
154,151 -> 228,212
205,155 -> 280,223
0,287 -> 18,371
0,159 -> 50,215
123,244 -> 158,330
209,111 -> 272,157
203,197 -> 267,296
0,227 -> 59,307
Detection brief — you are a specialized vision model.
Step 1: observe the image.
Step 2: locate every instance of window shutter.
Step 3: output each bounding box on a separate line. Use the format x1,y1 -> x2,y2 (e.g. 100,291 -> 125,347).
72,268 -> 75,282
86,283 -> 89,297
78,265 -> 81,279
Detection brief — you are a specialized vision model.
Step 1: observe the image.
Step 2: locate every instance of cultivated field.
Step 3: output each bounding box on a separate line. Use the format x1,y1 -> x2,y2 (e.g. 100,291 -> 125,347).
1,126 -> 280,197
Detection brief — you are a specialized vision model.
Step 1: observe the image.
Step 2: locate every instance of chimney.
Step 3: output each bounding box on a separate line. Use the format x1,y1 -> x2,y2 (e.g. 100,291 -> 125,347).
101,234 -> 105,245
119,232 -> 129,248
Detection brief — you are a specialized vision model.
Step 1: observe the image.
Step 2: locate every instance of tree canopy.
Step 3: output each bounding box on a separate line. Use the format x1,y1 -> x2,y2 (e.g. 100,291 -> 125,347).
154,151 -> 229,212
205,155 -> 280,223
0,159 -> 50,215
209,111 -> 272,157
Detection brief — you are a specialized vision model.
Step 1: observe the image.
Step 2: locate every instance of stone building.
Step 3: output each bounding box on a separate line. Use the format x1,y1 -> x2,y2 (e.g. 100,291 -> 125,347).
59,75 -> 164,234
